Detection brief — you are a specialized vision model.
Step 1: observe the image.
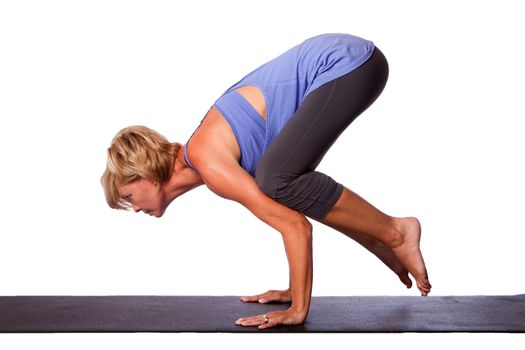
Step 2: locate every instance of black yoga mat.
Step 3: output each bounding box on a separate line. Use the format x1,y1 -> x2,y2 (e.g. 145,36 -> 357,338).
1,294 -> 524,333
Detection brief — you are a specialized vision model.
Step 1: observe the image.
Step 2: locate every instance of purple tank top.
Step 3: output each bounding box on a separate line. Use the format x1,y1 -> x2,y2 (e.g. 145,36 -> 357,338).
184,33 -> 375,176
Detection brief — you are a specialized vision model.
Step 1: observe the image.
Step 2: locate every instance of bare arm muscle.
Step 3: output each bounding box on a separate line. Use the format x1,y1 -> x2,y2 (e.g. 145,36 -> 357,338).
195,155 -> 313,315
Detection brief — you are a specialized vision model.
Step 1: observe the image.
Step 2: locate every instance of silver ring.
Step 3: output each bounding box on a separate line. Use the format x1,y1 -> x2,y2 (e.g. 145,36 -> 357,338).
262,314 -> 269,323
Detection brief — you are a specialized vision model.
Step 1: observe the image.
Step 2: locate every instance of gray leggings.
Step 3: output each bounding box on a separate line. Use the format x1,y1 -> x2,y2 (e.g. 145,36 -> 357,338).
254,46 -> 389,221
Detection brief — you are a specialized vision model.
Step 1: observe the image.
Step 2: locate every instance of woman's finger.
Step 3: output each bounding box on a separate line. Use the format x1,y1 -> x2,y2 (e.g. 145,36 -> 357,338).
236,308 -> 306,329
258,320 -> 277,330
240,290 -> 289,303
257,312 -> 282,329
239,294 -> 263,302
236,314 -> 268,326
240,290 -> 272,302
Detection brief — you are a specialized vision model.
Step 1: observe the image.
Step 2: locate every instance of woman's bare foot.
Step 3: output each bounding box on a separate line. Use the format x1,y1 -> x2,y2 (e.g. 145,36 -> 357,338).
390,217 -> 431,296
367,241 -> 413,289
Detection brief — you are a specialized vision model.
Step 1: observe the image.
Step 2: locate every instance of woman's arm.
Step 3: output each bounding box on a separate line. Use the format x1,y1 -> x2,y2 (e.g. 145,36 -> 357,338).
197,155 -> 313,323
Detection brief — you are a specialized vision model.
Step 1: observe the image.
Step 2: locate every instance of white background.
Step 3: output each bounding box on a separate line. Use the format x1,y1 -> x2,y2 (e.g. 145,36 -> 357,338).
0,0 -> 523,348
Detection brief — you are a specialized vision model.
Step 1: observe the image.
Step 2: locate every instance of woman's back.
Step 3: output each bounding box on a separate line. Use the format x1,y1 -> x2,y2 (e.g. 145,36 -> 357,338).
185,33 -> 375,176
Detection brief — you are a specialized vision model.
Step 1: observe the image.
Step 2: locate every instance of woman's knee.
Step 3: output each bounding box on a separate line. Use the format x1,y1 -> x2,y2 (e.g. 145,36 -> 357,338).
255,163 -> 279,198
255,161 -> 299,200
256,168 -> 343,221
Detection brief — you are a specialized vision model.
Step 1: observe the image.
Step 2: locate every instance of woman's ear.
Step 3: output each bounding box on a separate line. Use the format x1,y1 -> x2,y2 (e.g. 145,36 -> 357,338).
151,179 -> 162,191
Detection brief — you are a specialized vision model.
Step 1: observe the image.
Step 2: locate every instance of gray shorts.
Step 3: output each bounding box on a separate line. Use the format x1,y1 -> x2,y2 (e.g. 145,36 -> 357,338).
255,46 -> 389,221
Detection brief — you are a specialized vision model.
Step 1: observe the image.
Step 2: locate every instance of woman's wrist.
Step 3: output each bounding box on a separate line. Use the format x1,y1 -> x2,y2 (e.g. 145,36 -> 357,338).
283,287 -> 309,314
288,304 -> 309,318
290,298 -> 310,313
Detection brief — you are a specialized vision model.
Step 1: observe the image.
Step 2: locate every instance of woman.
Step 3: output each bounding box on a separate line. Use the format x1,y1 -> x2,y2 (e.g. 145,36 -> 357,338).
101,33 -> 431,330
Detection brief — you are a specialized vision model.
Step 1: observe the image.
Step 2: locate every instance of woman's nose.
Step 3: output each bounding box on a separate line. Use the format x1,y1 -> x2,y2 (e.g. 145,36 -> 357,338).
132,204 -> 141,213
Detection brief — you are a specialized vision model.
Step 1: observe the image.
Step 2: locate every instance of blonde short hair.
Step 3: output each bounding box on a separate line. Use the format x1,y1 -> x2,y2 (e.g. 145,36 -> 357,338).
101,125 -> 181,210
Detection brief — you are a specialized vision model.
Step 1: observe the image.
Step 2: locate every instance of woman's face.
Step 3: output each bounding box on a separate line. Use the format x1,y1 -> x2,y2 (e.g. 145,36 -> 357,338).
117,178 -> 165,217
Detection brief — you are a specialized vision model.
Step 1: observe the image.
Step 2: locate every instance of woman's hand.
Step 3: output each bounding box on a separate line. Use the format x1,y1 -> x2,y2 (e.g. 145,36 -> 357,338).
235,307 -> 307,330
239,289 -> 291,304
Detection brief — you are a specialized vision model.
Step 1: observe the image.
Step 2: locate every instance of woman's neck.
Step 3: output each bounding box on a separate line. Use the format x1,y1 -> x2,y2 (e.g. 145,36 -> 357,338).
162,150 -> 205,204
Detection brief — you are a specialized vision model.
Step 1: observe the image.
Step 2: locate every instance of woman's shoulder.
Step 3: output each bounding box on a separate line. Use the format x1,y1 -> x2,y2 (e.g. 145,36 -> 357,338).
185,106 -> 241,172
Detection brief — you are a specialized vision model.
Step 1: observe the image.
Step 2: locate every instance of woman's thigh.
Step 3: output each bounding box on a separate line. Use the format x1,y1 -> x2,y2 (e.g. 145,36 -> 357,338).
256,46 -> 389,185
